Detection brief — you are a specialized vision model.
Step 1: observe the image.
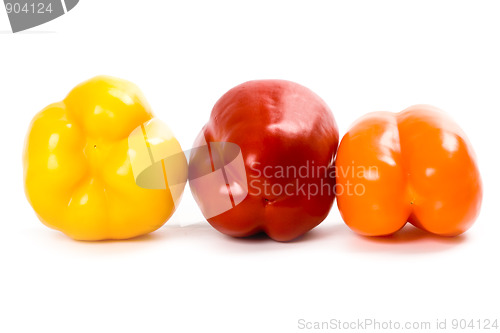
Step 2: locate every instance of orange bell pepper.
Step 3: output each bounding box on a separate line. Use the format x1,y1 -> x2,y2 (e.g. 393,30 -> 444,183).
335,105 -> 482,236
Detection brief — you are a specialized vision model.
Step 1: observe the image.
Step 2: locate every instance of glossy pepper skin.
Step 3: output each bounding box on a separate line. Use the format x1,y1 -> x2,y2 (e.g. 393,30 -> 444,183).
190,80 -> 339,241
335,105 -> 482,236
23,76 -> 182,240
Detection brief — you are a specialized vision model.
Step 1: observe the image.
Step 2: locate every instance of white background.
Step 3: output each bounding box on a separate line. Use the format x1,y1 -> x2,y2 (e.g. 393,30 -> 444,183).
1,1 -> 499,332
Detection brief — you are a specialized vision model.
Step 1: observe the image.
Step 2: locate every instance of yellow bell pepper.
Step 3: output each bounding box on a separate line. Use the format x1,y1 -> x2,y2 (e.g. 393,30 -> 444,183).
23,76 -> 187,240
